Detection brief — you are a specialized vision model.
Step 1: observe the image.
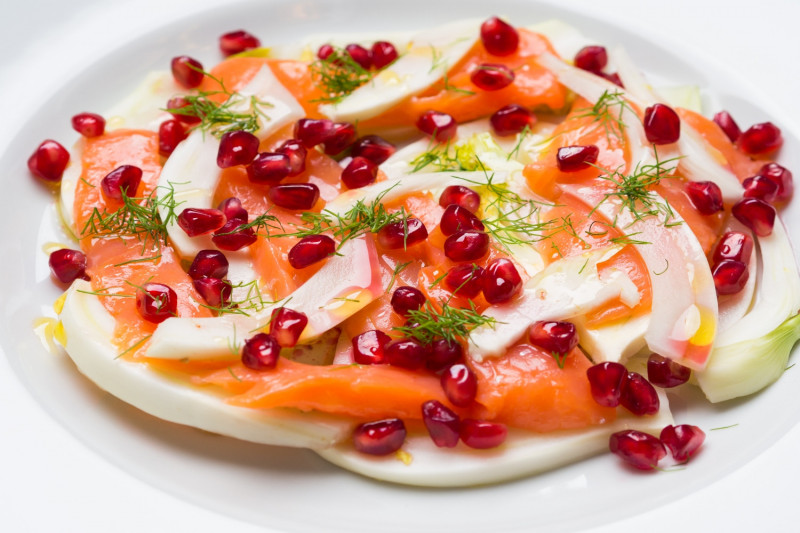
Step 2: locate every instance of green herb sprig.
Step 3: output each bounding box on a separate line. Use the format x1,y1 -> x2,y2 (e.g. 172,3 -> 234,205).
393,300 -> 497,345
310,47 -> 372,103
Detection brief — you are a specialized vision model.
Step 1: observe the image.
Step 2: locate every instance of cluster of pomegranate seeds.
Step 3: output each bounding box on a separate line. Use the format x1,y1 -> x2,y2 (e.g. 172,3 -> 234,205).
574,45 -> 607,73
441,363 -> 477,407
685,181 -> 723,215
422,400 -> 461,448
288,234 -> 336,269
556,145 -> 599,172
443,230 -> 489,261
440,204 -> 484,236
427,339 -> 463,372
101,165 -> 142,201
136,283 -> 178,324
49,248 -> 89,283
416,110 -> 457,142
170,56 -> 204,88
586,362 -> 660,416
218,196 -> 248,222
353,418 -> 407,456
490,104 -> 535,137
482,258 -> 522,304
384,338 -> 428,370
643,103 -> 681,144
219,30 -> 260,56
439,185 -> 480,212
277,139 -> 308,176
738,122 -> 783,155
743,175 -> 779,202
660,424 -> 705,462
212,220 -> 257,251
480,16 -> 518,56
377,218 -> 428,249
712,110 -> 741,143
247,152 -> 291,184
241,332 -> 280,370
528,320 -> 579,357
709,231 -> 752,296
445,264 -> 485,298
71,112 -> 105,137
350,135 -> 396,165
470,63 -> 515,91
758,163 -> 793,202
188,250 -> 229,280
194,277 -> 232,308
460,419 -> 508,449
270,307 -> 308,347
352,329 -> 391,364
268,183 -> 320,210
177,208 -> 225,237
158,120 -> 188,156
217,130 -> 259,168
609,430 -> 666,470
390,286 -> 426,316
647,353 -> 691,388
732,197 -> 776,237
28,140 -> 70,182
341,156 -> 378,189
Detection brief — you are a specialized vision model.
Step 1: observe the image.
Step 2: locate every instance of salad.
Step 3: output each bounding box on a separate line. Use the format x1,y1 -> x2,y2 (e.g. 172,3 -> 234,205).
29,15 -> 800,486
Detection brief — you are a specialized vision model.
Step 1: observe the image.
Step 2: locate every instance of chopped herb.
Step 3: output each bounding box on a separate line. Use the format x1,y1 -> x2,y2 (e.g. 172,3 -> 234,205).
200,279 -> 274,316
610,232 -> 650,246
386,261 -> 413,293
710,424 -> 739,431
112,254 -> 162,267
506,125 -> 531,161
310,47 -> 372,103
227,366 -> 243,382
571,89 -> 636,142
115,335 -> 152,359
393,300 -> 498,345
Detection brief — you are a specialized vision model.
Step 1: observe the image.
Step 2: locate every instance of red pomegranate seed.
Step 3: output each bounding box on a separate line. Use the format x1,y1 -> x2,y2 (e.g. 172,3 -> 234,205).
391,286 -> 426,316
345,43 -> 372,70
188,249 -> 229,280
177,208 -> 226,237
738,122 -> 783,155
713,110 -> 742,143
101,165 -> 143,201
460,419 -> 507,449
276,139 -> 307,176
350,135 -> 396,165
352,329 -> 391,365
288,234 -> 336,269
440,204 -> 484,236
136,283 -> 178,324
427,339 -> 464,372
166,96 -> 201,126
712,260 -> 749,295
353,418 -> 406,455
743,174 -> 778,202
170,55 -> 204,88
421,400 -> 461,448
322,122 -> 357,155
480,16 -> 519,56
685,181 -> 723,215
211,219 -> 257,251
193,277 -> 232,308
49,248 -> 89,283
619,372 -> 660,416
647,353 -> 692,388
268,183 -> 320,210
217,130 -> 259,168
28,140 -> 70,182
481,258 -> 522,304
470,63 -> 515,91
247,152 -> 291,185
574,45 -> 608,73
377,217 -> 428,249
439,185 -> 481,212
294,118 -> 335,148
371,41 -> 398,69
269,307 -> 309,347
586,362 -> 627,407
317,44 -> 335,61
712,231 -> 753,265
384,338 -> 427,370
601,72 -> 624,88
217,197 -> 248,223
660,424 -> 705,462
341,156 -> 378,189
71,112 -> 105,137
443,230 -> 489,262
489,104 -> 535,137
416,110 -> 457,142
219,29 -> 261,56
732,197 -> 776,237
528,320 -> 579,356
158,119 -> 188,156
643,103 -> 681,144
609,430 -> 666,470
758,162 -> 793,202
556,145 -> 599,172
241,332 -> 280,370
441,363 -> 477,407
445,264 -> 485,298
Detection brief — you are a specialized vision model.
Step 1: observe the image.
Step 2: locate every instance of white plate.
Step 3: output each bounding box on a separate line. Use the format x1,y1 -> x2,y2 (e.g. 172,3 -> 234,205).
1,1 -> 799,532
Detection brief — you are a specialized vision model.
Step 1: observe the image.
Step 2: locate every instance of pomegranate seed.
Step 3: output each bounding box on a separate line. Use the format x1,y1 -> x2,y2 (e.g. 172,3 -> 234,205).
166,97 -> 201,126
317,44 -> 335,60
738,122 -> 783,155
619,372 -> 660,416
586,362 -> 627,407
247,152 -> 291,185
211,219 -> 257,251
341,156 -> 378,189
489,104 -> 535,137
136,283 -> 178,324
345,43 -> 372,70
743,174 -> 778,202
390,286 -> 426,316
322,122 -> 357,155
71,112 -> 105,137
421,400 -> 461,448
177,208 -> 225,237
353,418 -> 406,456
660,424 -> 705,462
427,339 -> 464,372
480,16 -> 519,56
170,55 -> 204,88
101,165 -> 142,201
241,332 -> 280,370
217,197 -> 248,223
443,230 -> 489,262
269,307 -> 309,347
439,185 -> 481,212
712,231 -> 753,265
643,103 -> 681,144
217,130 -> 259,168
470,63 -> 515,91
371,41 -> 398,69
685,181 -> 723,215
713,110 -> 742,143
158,119 -> 188,156
416,110 -> 457,142
712,260 -> 749,295
574,45 -> 607,73
294,118 -> 335,148
758,162 -> 793,202
219,29 -> 261,56
193,277 -> 232,308
528,320 -> 579,356
350,135 -> 396,165
49,248 -> 89,283
441,363 -> 477,407
188,250 -> 229,280
647,353 -> 691,388
732,197 -> 776,236
556,145 -> 599,172
384,338 -> 427,370
268,183 -> 320,210
439,204 -> 484,236
601,72 -> 624,88
28,140 -> 69,182
352,330 -> 391,365
377,217 -> 428,249
609,430 -> 666,470
460,419 -> 507,449
481,258 -> 522,304
288,234 -> 336,269
444,264 -> 485,298
276,139 -> 307,176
